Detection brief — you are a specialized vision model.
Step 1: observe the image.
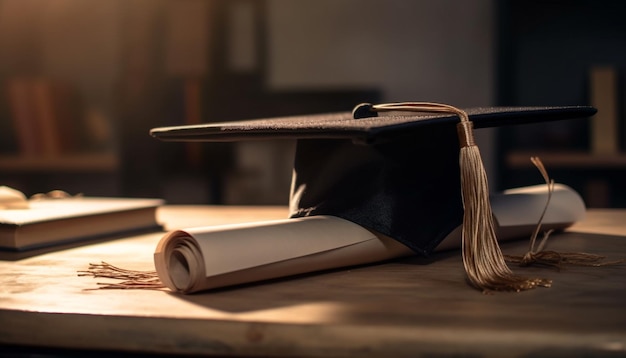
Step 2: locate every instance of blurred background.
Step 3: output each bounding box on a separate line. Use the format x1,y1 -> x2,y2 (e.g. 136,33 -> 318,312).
0,0 -> 625,207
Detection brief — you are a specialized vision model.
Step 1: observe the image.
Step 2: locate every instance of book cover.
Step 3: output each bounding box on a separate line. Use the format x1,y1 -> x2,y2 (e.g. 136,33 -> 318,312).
0,195 -> 164,251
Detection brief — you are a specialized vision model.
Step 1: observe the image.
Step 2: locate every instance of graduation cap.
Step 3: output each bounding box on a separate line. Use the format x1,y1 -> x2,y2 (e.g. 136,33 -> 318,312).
150,102 -> 596,292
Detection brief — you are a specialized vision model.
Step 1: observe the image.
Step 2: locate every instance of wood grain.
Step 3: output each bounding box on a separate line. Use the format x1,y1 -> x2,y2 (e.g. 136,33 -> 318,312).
0,207 -> 625,357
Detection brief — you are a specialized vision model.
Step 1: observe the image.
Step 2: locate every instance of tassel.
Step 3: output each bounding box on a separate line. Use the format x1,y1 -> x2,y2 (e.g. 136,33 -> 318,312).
371,102 -> 550,292
457,124 -> 550,291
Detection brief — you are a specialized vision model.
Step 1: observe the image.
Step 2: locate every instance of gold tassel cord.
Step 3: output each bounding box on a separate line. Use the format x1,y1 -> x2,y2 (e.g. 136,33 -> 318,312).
526,156 -> 555,256
78,262 -> 166,290
506,249 -> 626,268
371,102 -> 549,292
505,157 -> 626,269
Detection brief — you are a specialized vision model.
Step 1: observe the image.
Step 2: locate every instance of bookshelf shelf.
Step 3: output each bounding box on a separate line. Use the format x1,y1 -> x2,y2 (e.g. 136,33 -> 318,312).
507,151 -> 626,169
505,151 -> 626,208
0,153 -> 118,172
497,1 -> 626,208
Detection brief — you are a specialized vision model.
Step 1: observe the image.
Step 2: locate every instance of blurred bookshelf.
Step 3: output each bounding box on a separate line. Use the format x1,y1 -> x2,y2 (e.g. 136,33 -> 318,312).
0,0 -> 120,197
0,76 -> 118,195
0,0 -> 378,203
496,0 -> 626,208
506,152 -> 626,169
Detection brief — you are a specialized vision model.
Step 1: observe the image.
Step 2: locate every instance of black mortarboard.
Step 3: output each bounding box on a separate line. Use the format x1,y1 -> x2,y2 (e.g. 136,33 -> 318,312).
150,102 -> 596,292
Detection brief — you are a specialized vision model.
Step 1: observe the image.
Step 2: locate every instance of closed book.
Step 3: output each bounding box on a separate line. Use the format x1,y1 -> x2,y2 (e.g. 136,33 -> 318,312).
0,197 -> 163,251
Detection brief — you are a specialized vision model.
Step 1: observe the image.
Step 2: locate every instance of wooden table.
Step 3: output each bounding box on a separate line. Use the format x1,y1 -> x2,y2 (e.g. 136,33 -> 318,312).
1,206 -> 625,357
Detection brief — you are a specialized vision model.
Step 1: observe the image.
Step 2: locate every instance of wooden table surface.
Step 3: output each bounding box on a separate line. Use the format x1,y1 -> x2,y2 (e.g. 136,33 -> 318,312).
1,206 -> 625,357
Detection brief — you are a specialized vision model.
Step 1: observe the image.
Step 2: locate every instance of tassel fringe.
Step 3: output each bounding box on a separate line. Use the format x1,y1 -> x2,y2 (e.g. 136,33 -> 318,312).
78,261 -> 166,290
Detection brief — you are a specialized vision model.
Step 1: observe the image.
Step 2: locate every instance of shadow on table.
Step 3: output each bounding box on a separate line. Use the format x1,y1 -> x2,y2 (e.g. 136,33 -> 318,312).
165,231 -> 626,322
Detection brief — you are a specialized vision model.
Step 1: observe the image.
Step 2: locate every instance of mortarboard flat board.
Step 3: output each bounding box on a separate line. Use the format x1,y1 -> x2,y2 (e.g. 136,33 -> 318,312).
150,104 -> 596,291
150,106 -> 594,144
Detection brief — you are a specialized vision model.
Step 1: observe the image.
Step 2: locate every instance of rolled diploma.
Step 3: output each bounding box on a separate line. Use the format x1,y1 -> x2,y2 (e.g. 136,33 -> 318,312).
154,215 -> 413,293
154,183 -> 585,293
